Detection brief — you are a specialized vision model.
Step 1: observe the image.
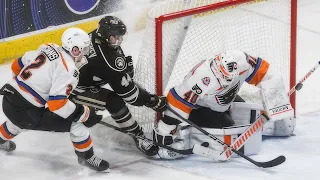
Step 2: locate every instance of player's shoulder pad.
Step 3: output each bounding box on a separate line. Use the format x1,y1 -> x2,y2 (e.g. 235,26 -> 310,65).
243,51 -> 259,68
53,47 -> 80,79
186,60 -> 220,97
22,50 -> 38,65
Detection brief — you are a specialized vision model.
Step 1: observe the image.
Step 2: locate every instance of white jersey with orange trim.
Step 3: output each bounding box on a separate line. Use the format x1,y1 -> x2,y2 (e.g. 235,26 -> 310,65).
165,50 -> 273,121
9,43 -> 80,119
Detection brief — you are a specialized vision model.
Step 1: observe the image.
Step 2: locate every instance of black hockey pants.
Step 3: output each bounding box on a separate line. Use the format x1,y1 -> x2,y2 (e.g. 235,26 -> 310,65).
0,84 -> 72,132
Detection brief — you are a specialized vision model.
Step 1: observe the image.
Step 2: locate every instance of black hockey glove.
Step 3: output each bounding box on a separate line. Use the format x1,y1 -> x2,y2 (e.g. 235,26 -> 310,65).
83,107 -> 103,128
125,56 -> 134,78
69,104 -> 103,128
145,94 -> 167,112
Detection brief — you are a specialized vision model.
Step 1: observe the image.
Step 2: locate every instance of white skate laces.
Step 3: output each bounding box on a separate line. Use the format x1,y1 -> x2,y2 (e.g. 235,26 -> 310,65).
87,155 -> 103,167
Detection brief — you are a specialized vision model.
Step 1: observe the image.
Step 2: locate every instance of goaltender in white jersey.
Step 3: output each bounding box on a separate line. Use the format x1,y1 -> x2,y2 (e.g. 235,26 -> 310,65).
153,49 -> 295,160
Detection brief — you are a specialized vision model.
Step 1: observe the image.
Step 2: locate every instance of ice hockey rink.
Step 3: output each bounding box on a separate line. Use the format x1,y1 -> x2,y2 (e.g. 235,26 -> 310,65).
1,0 -> 320,179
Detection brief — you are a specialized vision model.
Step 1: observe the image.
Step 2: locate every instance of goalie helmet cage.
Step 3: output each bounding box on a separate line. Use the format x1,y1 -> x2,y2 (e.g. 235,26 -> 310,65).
130,0 -> 297,134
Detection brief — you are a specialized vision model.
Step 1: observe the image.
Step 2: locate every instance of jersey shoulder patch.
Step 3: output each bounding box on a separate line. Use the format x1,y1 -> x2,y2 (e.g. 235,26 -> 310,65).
114,56 -> 127,71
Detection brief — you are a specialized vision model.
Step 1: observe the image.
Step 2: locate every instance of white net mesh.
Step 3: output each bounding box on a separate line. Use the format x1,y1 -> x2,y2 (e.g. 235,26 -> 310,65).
131,0 -> 293,134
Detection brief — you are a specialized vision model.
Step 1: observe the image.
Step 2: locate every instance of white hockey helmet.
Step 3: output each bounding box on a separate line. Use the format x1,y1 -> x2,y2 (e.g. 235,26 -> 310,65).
210,50 -> 242,87
61,27 -> 90,61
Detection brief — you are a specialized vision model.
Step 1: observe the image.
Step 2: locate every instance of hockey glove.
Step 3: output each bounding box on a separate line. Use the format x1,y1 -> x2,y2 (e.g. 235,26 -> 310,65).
71,104 -> 103,128
126,56 -> 134,78
145,94 -> 167,112
153,128 -> 175,146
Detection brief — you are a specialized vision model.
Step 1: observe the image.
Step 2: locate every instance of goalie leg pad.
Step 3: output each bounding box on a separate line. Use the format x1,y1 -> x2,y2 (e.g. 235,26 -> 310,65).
190,125 -> 262,157
263,117 -> 296,136
274,117 -> 296,136
192,143 -> 229,161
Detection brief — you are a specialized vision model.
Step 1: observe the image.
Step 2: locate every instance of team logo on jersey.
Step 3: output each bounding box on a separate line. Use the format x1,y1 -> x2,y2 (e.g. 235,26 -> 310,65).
192,84 -> 202,94
215,82 -> 240,105
202,77 -> 210,86
115,57 -> 127,71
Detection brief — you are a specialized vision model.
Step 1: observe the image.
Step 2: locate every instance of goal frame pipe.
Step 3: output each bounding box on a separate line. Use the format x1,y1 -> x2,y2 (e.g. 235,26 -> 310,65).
155,0 -> 297,116
290,0 -> 297,114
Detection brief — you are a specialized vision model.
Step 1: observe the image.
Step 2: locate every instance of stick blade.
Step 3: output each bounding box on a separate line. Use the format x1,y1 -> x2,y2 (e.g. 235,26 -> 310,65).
259,155 -> 286,168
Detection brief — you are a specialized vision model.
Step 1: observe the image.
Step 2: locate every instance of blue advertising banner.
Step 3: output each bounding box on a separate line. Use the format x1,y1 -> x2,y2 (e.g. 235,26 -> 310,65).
0,0 -> 121,39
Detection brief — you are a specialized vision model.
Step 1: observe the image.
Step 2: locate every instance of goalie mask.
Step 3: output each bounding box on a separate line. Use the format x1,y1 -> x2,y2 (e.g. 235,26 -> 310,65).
210,50 -> 240,87
96,16 -> 127,48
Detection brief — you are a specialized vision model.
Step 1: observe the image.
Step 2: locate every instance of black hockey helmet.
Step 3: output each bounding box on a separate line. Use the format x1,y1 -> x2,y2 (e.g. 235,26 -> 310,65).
96,16 -> 127,46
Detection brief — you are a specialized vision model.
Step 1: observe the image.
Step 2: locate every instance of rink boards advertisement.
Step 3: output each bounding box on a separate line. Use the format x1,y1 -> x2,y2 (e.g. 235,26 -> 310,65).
0,0 -> 121,64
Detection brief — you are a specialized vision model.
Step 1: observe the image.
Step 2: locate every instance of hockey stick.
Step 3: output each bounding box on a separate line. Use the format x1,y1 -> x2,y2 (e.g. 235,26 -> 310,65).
167,106 -> 285,168
289,60 -> 320,96
98,121 -> 194,155
221,113 -> 266,159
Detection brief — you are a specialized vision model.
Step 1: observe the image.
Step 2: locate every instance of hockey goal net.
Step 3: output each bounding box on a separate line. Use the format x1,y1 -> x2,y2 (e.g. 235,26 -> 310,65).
93,0 -> 297,148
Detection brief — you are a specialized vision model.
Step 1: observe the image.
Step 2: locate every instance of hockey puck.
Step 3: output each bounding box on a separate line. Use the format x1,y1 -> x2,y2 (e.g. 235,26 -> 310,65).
201,142 -> 209,147
295,83 -> 303,91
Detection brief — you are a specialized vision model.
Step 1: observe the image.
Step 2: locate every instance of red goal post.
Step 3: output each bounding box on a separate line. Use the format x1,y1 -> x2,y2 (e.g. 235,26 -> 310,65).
132,0 -> 297,133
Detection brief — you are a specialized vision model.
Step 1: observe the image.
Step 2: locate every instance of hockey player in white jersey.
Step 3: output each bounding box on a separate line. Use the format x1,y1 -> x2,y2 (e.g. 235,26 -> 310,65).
153,49 -> 295,159
0,27 -> 109,171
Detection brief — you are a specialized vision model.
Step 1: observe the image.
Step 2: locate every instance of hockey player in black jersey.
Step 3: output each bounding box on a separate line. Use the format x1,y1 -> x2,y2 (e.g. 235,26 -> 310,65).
70,16 -> 167,156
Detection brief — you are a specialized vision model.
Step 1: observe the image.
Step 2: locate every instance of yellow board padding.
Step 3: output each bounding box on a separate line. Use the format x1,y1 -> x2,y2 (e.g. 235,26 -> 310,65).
0,19 -> 100,64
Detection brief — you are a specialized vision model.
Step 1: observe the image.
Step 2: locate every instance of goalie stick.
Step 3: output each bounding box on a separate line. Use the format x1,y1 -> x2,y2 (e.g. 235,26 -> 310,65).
167,106 -> 285,168
98,121 -> 194,156
289,60 -> 320,96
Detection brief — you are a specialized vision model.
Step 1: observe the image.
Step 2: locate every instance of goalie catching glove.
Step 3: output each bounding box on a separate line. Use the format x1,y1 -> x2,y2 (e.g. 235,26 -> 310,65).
145,94 -> 167,112
67,104 -> 103,128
